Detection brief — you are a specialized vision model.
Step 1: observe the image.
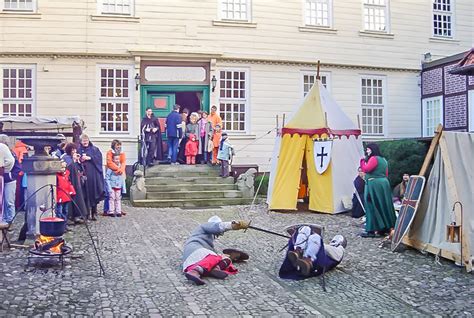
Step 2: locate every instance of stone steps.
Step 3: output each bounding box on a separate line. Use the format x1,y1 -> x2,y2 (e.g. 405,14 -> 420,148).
145,176 -> 234,186
146,183 -> 238,192
133,198 -> 253,208
131,164 -> 251,208
147,190 -> 243,200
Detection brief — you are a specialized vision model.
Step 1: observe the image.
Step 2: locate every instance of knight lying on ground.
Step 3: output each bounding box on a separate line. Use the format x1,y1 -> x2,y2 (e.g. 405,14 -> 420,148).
182,216 -> 250,285
279,225 -> 347,279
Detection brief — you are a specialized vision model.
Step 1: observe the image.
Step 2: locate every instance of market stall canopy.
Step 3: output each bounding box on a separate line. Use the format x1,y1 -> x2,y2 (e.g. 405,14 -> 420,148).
0,116 -> 82,137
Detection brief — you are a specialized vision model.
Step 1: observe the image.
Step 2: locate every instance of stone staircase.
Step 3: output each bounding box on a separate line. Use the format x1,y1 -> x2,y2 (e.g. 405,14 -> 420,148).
132,164 -> 253,208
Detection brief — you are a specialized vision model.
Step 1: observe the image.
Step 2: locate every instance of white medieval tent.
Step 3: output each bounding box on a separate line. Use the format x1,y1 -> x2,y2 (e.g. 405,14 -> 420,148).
267,78 -> 363,213
403,130 -> 473,272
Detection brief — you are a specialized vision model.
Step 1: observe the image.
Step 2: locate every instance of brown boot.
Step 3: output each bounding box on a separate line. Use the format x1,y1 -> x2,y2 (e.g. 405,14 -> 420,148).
208,268 -> 228,279
296,257 -> 313,277
185,270 -> 206,285
288,247 -> 303,268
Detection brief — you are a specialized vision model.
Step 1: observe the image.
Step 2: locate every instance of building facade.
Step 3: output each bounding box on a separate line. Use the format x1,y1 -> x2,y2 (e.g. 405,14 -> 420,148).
421,50 -> 474,136
1,0 -> 473,170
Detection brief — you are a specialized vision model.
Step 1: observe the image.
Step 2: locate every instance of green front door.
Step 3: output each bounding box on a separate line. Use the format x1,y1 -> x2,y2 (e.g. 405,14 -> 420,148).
145,93 -> 176,138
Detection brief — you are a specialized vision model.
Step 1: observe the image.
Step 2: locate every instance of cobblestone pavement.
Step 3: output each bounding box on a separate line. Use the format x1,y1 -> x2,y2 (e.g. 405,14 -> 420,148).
1,203 -> 473,317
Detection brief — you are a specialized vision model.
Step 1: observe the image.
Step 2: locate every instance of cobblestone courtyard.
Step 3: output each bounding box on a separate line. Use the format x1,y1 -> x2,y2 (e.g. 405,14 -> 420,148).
1,203 -> 473,317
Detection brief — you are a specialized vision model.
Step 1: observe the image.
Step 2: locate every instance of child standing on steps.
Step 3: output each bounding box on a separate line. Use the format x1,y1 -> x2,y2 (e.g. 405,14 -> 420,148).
105,154 -> 126,217
185,133 -> 199,165
212,124 -> 222,165
217,132 -> 234,177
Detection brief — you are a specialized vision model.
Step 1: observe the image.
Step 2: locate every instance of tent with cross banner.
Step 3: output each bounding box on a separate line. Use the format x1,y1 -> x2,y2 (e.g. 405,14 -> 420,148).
267,78 -> 363,213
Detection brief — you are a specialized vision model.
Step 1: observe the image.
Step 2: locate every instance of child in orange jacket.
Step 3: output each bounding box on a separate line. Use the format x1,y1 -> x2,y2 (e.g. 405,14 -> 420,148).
212,124 -> 222,165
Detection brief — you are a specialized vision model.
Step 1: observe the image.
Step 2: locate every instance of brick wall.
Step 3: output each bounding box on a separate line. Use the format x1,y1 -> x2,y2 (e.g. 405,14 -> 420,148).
422,68 -> 443,96
444,95 -> 467,129
444,64 -> 467,95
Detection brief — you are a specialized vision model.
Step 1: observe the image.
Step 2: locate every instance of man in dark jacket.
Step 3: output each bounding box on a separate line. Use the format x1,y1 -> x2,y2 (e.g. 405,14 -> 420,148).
140,107 -> 162,167
165,104 -> 182,165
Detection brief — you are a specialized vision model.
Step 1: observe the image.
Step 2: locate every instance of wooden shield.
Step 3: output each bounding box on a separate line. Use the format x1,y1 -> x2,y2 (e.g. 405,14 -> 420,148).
391,176 -> 426,252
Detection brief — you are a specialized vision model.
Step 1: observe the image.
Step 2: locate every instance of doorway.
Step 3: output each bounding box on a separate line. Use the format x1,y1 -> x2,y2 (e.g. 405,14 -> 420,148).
140,85 -> 210,158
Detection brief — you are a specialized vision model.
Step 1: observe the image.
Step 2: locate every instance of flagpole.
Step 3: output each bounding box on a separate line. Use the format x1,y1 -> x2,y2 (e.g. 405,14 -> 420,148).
316,60 -> 321,80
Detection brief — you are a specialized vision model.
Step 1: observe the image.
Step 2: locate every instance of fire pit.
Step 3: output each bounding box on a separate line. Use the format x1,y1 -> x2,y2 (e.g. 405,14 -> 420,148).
27,235 -> 72,269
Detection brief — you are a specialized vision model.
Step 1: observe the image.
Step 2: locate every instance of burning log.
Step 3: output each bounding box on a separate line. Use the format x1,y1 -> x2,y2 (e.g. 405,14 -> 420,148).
34,235 -> 65,254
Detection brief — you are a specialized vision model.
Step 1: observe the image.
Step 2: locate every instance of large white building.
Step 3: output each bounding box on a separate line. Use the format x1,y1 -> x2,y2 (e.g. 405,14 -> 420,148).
1,0 -> 472,170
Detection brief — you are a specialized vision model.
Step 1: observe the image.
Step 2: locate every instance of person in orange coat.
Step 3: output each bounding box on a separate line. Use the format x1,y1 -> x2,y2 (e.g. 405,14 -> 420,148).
185,133 -> 199,165
104,140 -> 126,215
212,124 -> 222,165
13,140 -> 30,210
208,105 -> 222,129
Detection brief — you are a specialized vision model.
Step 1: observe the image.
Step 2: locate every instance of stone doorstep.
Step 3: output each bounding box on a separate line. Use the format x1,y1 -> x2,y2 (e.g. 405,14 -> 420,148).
145,176 -> 235,185
146,165 -> 219,173
146,183 -> 237,192
146,190 -> 243,200
133,197 -> 253,208
145,171 -> 220,178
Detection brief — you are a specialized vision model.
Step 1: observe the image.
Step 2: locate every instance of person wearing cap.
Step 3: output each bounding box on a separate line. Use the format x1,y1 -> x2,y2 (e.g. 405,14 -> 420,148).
279,225 -> 347,279
182,215 -> 250,285
217,132 -> 234,177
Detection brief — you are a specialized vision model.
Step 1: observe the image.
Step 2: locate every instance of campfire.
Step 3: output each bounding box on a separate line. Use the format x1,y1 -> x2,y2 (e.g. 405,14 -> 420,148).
34,235 -> 65,254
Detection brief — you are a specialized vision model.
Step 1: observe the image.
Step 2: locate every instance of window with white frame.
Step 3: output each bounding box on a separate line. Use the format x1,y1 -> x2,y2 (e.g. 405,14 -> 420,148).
433,0 -> 453,37
363,0 -> 389,32
305,0 -> 332,27
361,76 -> 385,135
220,0 -> 250,21
2,0 -> 35,11
1,66 -> 35,117
302,72 -> 330,97
422,97 -> 443,137
219,70 -> 248,132
100,0 -> 134,15
98,67 -> 132,133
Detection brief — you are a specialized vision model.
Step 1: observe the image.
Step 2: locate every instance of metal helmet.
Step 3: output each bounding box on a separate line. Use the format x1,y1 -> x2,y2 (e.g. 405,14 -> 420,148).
208,215 -> 222,223
329,235 -> 347,248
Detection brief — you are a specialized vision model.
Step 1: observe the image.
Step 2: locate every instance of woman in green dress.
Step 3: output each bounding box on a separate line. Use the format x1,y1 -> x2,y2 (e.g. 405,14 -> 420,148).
359,143 -> 396,238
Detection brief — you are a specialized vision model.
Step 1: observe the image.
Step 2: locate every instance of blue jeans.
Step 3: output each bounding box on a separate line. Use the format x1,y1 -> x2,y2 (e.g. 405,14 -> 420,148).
167,137 -> 179,163
3,180 -> 16,223
56,202 -> 68,222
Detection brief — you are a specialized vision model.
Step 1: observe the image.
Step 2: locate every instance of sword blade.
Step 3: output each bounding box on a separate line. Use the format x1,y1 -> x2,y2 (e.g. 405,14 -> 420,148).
248,225 -> 291,239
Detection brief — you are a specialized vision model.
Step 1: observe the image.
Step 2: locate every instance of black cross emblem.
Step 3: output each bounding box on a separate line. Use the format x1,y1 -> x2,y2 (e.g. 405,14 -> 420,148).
316,146 -> 328,168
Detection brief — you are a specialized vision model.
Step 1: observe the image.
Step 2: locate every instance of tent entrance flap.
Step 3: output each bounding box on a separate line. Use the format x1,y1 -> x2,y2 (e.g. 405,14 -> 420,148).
269,134 -> 306,210
306,136 -> 334,213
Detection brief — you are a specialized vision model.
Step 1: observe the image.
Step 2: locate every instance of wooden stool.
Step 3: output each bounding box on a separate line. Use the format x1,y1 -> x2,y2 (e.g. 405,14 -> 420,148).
0,222 -> 11,252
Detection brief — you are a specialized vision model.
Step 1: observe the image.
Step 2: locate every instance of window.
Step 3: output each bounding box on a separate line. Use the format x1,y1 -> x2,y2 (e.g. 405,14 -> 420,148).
2,0 -> 35,11
1,66 -> 35,117
305,0 -> 332,27
302,72 -> 330,97
100,0 -> 134,15
363,0 -> 388,32
433,0 -> 453,37
98,67 -> 132,133
220,0 -> 250,21
219,69 -> 249,132
361,76 -> 385,135
422,97 -> 443,137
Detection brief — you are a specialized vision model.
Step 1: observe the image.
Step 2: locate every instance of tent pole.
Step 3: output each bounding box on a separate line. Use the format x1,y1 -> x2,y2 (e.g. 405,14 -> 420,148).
418,124 -> 443,176
282,113 -> 286,127
316,60 -> 321,80
357,115 -> 361,129
324,112 -> 328,127
276,115 -> 279,130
